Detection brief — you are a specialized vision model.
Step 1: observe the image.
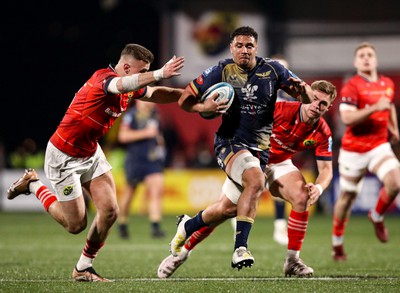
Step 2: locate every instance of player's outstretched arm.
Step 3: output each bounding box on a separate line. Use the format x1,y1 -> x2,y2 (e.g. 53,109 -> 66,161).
142,86 -> 184,104
108,56 -> 185,94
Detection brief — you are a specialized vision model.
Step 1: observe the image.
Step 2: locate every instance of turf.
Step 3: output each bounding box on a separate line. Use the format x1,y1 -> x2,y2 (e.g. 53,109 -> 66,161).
0,212 -> 399,292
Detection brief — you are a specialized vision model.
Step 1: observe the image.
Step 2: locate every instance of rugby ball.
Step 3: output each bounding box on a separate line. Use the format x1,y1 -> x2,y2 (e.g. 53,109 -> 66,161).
199,82 -> 235,119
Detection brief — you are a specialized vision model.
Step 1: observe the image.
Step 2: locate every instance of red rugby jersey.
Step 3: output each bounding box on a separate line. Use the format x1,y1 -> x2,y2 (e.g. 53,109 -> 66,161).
340,74 -> 394,153
269,101 -> 332,164
50,66 -> 146,157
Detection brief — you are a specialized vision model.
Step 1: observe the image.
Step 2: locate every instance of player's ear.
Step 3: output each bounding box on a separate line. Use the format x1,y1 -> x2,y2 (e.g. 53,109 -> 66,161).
123,63 -> 130,74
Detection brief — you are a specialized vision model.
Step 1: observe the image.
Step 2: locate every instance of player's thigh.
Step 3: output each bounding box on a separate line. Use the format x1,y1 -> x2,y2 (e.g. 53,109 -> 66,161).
144,172 -> 164,193
58,196 -> 87,225
269,171 -> 306,204
338,149 -> 367,193
368,143 -> 400,184
83,171 -> 118,212
382,166 -> 400,192
226,150 -> 264,188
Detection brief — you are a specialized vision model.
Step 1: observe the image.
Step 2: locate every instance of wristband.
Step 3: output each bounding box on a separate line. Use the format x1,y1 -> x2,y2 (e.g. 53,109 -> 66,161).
153,68 -> 164,81
315,184 -> 323,195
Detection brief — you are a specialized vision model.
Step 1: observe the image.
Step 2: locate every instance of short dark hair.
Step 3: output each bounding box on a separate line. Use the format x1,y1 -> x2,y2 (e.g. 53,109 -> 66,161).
121,44 -> 154,63
230,26 -> 258,43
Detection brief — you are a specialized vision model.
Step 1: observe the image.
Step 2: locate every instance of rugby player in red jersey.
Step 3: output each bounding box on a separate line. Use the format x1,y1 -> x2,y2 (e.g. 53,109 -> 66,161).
158,80 -> 337,278
332,42 -> 400,261
7,44 -> 184,281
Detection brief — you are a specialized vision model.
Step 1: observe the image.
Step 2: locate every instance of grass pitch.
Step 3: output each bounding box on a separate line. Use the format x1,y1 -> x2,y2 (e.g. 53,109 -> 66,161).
0,212 -> 399,292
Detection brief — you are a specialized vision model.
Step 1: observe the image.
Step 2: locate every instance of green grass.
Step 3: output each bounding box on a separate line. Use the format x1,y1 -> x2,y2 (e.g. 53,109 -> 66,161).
0,212 -> 399,292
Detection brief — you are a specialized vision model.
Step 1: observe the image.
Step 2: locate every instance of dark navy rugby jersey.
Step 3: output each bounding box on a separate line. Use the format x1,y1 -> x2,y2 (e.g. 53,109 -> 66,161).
189,56 -> 299,151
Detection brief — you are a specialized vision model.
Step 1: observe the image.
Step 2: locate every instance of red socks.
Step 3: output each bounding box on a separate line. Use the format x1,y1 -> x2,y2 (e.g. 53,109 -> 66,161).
375,187 -> 394,215
82,239 -> 104,259
332,216 -> 348,237
287,210 -> 309,251
36,186 -> 57,211
184,226 -> 215,251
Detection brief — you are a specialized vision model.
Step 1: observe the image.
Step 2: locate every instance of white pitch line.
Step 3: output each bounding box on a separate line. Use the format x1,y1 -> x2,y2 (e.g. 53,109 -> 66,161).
1,277 -> 400,282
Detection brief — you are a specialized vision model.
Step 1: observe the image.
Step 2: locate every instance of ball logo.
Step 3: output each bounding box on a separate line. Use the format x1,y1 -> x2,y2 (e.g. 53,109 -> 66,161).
63,186 -> 74,196
303,139 -> 316,147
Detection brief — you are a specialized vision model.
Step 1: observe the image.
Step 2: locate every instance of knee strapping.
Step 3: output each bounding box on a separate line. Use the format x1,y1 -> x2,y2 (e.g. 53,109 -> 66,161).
375,158 -> 400,181
230,153 -> 261,186
339,177 -> 364,194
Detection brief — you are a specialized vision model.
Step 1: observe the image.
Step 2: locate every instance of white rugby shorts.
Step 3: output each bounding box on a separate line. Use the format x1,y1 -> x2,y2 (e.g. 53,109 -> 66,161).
338,142 -> 399,179
44,142 -> 112,201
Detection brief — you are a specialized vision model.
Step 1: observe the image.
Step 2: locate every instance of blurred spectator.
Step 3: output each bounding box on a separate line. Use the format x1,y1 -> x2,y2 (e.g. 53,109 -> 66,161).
117,100 -> 166,239
9,138 -> 44,169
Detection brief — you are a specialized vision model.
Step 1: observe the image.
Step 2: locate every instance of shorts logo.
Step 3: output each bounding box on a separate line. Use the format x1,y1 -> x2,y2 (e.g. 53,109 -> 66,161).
303,139 -> 316,147
217,157 -> 224,169
63,185 -> 74,196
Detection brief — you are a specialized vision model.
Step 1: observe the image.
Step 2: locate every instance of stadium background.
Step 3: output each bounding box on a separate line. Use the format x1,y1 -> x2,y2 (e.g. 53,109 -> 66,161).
1,0 -> 400,215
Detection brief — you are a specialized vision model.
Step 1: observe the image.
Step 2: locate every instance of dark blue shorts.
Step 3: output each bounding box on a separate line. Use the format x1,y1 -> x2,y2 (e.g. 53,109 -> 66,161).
124,160 -> 164,187
214,135 -> 269,173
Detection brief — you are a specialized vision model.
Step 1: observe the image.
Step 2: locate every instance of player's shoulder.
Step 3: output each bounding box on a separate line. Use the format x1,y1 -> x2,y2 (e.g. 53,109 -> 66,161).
92,66 -> 118,80
344,74 -> 361,85
379,74 -> 394,85
261,57 -> 286,70
274,101 -> 301,120
317,117 -> 332,136
341,74 -> 361,93
218,58 -> 235,68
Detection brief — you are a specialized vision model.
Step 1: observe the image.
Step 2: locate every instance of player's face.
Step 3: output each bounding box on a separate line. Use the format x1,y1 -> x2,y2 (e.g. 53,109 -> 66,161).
230,35 -> 257,70
306,90 -> 332,119
354,47 -> 378,74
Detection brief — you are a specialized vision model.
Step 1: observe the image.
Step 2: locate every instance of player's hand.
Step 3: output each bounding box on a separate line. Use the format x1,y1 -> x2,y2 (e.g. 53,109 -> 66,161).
374,97 -> 391,111
162,56 -> 185,78
288,77 -> 313,103
390,130 -> 400,144
305,183 -> 321,206
202,92 -> 229,114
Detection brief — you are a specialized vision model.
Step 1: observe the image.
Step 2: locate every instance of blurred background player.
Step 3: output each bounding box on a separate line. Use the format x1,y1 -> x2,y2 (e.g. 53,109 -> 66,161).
332,42 -> 400,261
158,80 -> 337,278
118,99 -> 166,239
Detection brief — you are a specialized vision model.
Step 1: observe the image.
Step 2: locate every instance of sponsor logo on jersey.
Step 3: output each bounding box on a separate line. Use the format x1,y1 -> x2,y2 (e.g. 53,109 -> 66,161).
242,84 -> 258,101
386,87 -> 394,97
255,70 -> 271,79
303,139 -> 316,147
105,107 -> 122,117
